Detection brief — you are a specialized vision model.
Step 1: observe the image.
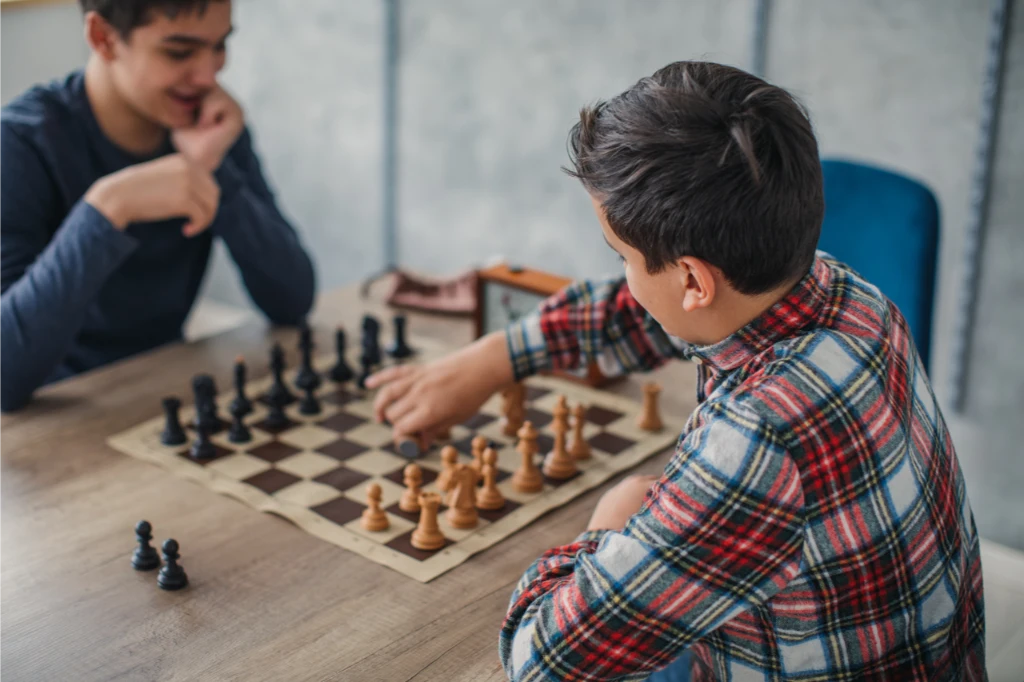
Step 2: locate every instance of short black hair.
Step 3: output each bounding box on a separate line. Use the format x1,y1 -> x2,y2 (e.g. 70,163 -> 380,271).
566,61 -> 824,295
79,0 -> 217,38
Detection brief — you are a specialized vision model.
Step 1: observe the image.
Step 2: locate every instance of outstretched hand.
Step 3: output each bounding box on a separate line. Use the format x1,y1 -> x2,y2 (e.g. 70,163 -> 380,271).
367,332 -> 515,449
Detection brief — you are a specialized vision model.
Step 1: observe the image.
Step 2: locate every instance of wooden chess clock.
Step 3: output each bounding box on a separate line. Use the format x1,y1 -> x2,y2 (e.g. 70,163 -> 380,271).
474,262 -> 611,387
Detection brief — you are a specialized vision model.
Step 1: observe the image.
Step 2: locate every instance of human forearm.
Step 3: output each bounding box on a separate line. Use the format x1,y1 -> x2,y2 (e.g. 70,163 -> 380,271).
0,201 -> 136,410
504,276 -> 685,381
214,162 -> 315,325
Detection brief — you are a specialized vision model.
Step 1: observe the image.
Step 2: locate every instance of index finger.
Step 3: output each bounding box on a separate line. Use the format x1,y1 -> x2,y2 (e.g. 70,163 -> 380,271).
365,364 -> 413,390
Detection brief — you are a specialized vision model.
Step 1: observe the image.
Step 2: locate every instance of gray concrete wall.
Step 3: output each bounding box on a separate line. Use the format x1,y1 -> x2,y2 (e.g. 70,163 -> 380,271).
961,1 -> 1024,550
1,2 -> 88,106
396,0 -> 752,280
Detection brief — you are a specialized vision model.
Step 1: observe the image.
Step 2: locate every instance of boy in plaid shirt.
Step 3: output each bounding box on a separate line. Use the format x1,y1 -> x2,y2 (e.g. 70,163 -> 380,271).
369,61 -> 986,681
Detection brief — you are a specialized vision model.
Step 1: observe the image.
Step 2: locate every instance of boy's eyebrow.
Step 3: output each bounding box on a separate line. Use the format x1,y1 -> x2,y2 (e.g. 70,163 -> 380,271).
162,27 -> 234,47
602,236 -> 620,253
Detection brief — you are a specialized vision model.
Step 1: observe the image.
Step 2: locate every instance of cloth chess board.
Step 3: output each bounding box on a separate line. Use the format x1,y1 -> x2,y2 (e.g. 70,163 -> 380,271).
108,336 -> 683,582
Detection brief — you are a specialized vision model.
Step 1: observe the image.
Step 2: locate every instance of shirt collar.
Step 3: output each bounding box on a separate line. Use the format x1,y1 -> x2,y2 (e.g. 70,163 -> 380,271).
688,255 -> 831,371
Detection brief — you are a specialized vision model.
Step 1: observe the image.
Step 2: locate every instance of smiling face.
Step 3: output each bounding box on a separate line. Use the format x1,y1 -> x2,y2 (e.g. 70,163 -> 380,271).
96,1 -> 232,129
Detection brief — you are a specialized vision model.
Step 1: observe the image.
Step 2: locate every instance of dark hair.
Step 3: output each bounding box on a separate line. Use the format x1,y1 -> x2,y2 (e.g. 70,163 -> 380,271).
566,61 -> 824,294
79,0 -> 217,37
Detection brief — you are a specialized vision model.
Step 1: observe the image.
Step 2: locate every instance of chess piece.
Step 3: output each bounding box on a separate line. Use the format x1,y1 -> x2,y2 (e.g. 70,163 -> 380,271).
637,382 -> 663,431
160,397 -> 187,446
330,327 -> 354,383
470,435 -> 488,474
361,315 -> 382,368
191,374 -> 223,433
476,448 -> 505,510
437,445 -> 459,503
229,356 -> 253,417
157,539 -> 188,591
501,383 -> 526,437
189,422 -> 217,460
387,314 -> 414,359
298,383 -> 321,416
267,343 -> 296,406
131,520 -> 161,571
356,349 -> 374,390
263,397 -> 290,430
543,396 -> 576,480
361,483 -> 390,531
445,464 -> 479,529
568,403 -> 591,460
400,463 -> 424,513
411,492 -> 446,551
295,324 -> 321,394
228,403 -> 252,444
512,421 -> 544,493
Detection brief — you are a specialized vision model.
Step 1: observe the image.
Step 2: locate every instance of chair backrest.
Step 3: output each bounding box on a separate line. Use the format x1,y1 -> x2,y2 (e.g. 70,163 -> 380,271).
818,159 -> 940,372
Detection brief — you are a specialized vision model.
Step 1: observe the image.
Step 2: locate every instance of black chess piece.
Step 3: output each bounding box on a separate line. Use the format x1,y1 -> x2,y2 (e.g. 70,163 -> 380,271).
189,422 -> 217,460
397,438 -> 420,459
191,374 -> 225,433
229,357 -> 253,417
361,315 -> 382,368
294,325 -> 321,393
329,328 -> 354,383
266,343 -> 296,406
387,314 -> 414,359
299,384 -> 321,415
131,520 -> 161,571
263,396 -> 290,429
228,403 -> 252,443
157,539 -> 189,591
160,397 -> 187,446
356,349 -> 374,390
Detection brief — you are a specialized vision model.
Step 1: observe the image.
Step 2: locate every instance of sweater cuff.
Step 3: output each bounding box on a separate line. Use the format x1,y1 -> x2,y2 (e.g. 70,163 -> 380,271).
504,312 -> 552,381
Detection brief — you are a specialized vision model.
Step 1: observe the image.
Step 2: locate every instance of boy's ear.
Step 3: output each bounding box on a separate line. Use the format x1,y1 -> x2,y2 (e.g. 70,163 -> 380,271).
678,256 -> 716,313
84,12 -> 120,61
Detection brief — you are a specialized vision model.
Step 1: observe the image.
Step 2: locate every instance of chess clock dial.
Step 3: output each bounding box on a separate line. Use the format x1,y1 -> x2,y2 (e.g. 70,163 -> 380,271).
474,263 -> 611,387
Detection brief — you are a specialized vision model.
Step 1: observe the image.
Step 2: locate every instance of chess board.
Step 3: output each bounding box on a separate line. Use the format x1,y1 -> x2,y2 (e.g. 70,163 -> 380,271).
108,335 -> 683,582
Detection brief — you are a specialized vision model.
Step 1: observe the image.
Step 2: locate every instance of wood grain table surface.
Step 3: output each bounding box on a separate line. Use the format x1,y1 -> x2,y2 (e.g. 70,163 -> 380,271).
1,283 -> 698,682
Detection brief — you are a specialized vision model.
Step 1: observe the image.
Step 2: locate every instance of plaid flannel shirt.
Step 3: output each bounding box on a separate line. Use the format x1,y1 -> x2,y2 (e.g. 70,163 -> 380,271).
499,253 -> 985,682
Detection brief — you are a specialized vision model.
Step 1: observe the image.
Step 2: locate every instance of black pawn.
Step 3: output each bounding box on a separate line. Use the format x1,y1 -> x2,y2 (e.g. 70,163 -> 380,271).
189,422 -> 216,460
229,357 -> 253,417
263,397 -> 290,429
160,397 -> 187,446
228,406 -> 252,444
131,520 -> 161,571
330,328 -> 354,383
157,539 -> 188,591
387,315 -> 414,359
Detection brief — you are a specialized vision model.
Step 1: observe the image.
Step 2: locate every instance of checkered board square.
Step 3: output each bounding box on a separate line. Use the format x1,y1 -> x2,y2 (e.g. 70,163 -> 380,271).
107,335 -> 683,582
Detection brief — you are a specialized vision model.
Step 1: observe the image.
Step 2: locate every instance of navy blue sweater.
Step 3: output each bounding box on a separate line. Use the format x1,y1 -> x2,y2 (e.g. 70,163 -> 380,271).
1,72 -> 316,411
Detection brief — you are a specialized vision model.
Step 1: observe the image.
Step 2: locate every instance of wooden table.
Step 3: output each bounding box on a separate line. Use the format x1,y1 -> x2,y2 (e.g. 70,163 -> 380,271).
1,284 -> 697,682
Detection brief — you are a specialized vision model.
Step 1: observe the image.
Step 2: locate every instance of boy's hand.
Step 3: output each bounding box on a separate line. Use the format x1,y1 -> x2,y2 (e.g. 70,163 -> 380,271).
587,474 -> 659,531
85,154 -> 220,236
171,85 -> 245,172
367,332 -> 514,448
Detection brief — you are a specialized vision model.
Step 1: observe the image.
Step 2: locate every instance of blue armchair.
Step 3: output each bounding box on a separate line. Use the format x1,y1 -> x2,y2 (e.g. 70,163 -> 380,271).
818,159 -> 940,372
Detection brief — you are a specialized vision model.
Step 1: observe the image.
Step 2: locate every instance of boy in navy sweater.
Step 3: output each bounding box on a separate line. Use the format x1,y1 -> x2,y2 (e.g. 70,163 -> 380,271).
1,0 -> 315,411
